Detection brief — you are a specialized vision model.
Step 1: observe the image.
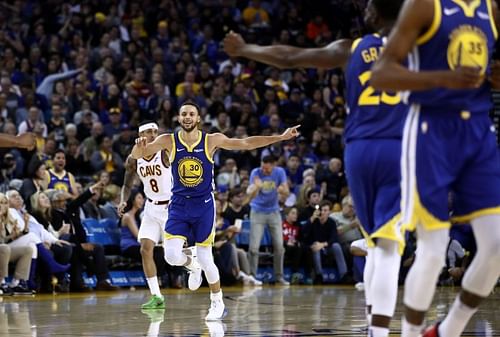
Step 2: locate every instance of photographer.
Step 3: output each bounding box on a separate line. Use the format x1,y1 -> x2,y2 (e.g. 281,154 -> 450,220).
302,200 -> 347,284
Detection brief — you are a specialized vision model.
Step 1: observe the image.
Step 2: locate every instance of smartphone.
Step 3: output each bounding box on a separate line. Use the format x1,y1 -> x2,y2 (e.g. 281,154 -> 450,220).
315,204 -> 320,210
234,219 -> 242,230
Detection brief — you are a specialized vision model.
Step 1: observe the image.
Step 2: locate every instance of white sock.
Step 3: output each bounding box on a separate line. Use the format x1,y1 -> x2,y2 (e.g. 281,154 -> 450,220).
146,277 -> 162,297
366,306 -> 372,326
147,322 -> 161,337
438,297 -> 477,337
401,317 -> 423,337
210,290 -> 223,301
369,326 -> 389,337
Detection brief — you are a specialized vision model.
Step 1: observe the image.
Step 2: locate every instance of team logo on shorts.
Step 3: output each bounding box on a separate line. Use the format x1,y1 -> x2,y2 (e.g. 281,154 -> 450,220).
178,156 -> 204,187
447,25 -> 488,75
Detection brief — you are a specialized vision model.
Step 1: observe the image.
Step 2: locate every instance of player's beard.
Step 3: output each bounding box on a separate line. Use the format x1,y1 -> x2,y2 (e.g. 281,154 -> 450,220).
181,122 -> 197,132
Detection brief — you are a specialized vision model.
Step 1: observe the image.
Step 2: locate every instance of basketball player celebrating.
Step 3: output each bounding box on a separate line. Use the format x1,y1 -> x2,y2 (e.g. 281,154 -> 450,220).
132,102 -> 299,320
119,121 -> 172,310
371,1 -> 500,336
223,1 -> 405,336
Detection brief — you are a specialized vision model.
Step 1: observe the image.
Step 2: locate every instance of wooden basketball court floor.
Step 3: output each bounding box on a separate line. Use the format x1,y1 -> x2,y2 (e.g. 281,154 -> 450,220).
0,286 -> 498,336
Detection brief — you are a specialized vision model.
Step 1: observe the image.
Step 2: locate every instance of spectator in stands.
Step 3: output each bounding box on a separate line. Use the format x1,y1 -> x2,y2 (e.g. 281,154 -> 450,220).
120,190 -> 168,285
330,195 -> 362,272
242,0 -> 270,28
298,187 -> 322,225
223,187 -> 250,226
296,174 -> 320,210
82,185 -> 102,220
8,190 -> 71,293
45,149 -> 78,198
49,182 -> 118,292
90,135 -> 124,184
302,200 -> 347,284
18,106 -> 47,138
104,107 -> 129,139
316,157 -> 346,203
282,207 -> 304,284
100,184 -> 121,221
247,155 -> 289,285
21,157 -> 48,211
0,193 -> 32,294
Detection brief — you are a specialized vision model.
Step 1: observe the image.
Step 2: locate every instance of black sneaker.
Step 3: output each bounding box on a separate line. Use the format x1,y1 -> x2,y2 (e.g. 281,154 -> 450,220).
0,283 -> 13,296
12,281 -> 35,295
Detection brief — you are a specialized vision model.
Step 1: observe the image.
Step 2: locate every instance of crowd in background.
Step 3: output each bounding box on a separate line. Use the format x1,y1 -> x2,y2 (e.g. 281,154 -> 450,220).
0,0 -> 477,293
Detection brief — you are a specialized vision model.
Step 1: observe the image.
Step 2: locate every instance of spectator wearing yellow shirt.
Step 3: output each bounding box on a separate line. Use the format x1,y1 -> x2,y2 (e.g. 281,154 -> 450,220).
175,71 -> 201,98
242,0 -> 270,27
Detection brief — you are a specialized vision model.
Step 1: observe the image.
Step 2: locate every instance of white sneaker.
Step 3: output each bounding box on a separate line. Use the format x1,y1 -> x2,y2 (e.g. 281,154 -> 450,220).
205,299 -> 228,321
187,257 -> 203,291
205,320 -> 226,337
249,275 -> 263,286
275,277 -> 290,286
355,282 -> 365,291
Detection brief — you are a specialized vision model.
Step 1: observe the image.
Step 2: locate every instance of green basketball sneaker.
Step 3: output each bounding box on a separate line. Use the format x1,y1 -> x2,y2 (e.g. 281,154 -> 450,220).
141,295 -> 165,310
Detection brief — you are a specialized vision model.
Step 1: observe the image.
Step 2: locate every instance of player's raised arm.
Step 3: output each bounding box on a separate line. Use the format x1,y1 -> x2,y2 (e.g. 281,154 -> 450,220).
223,31 -> 352,69
371,0 -> 483,91
131,134 -> 172,159
209,125 -> 300,152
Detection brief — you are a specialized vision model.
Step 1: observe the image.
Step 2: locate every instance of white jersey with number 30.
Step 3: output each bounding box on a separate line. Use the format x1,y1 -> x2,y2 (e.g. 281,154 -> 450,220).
136,150 -> 172,202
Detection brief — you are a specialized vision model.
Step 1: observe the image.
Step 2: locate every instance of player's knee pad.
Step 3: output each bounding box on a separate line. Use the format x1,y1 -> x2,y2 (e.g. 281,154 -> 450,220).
164,246 -> 186,266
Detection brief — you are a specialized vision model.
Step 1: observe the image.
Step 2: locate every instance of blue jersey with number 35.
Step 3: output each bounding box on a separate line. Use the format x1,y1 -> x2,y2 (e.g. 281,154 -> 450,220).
344,34 -> 407,143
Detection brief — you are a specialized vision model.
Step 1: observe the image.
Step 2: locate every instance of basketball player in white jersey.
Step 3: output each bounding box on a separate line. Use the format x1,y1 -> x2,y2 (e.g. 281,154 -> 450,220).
119,121 -> 172,310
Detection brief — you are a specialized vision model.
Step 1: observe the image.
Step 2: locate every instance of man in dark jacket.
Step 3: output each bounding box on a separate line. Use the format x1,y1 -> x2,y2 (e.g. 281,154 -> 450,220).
49,181 -> 118,292
302,200 -> 347,284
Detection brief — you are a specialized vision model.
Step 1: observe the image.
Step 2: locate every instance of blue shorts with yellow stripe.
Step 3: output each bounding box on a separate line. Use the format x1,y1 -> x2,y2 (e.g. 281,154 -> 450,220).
165,193 -> 216,246
345,138 -> 404,253
401,106 -> 500,230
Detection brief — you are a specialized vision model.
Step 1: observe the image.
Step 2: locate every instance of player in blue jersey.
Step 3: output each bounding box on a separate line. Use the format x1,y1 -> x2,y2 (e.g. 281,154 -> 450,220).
223,1 -> 405,336
131,101 -> 299,320
372,1 -> 500,337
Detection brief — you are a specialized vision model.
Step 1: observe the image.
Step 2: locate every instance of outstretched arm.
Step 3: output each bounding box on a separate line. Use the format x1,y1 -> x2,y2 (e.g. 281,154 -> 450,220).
118,156 -> 137,216
371,0 -> 483,91
209,125 -> 300,152
0,133 -> 35,150
223,31 -> 352,69
131,134 -> 172,159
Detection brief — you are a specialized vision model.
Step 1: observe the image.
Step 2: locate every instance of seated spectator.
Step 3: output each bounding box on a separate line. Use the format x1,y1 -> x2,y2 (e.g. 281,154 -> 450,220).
0,193 -> 33,294
216,158 -> 241,190
120,190 -> 169,285
330,195 -> 363,253
21,157 -> 48,211
306,15 -> 331,43
82,185 -> 102,219
302,200 -> 347,284
282,207 -> 304,284
100,184 -> 121,221
214,199 -> 259,285
223,187 -> 250,226
8,190 -> 71,293
297,187 -> 322,224
285,154 -> 305,194
49,182 -> 118,292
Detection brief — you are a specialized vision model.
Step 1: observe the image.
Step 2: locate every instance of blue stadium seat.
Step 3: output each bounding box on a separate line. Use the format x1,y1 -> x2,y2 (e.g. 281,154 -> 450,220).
236,219 -> 273,247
